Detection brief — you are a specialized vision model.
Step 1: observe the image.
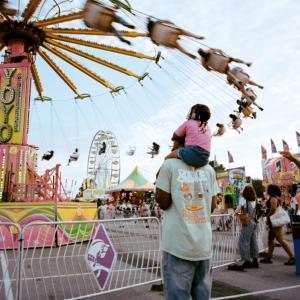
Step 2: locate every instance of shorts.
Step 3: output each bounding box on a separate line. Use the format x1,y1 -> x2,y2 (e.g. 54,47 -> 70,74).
178,145 -> 210,168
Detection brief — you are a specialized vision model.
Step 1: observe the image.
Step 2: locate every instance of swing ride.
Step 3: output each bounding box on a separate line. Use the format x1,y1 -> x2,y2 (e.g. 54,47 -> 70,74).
0,0 -> 265,246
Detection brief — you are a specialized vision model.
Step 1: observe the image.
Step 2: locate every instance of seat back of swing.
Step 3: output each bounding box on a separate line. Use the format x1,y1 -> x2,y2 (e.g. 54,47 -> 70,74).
151,22 -> 179,47
232,118 -> 242,129
207,53 -> 229,73
234,69 -> 249,84
84,1 -> 115,31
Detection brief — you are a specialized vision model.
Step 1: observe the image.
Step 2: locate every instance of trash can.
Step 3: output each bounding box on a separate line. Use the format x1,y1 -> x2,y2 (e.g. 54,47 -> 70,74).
291,215 -> 300,274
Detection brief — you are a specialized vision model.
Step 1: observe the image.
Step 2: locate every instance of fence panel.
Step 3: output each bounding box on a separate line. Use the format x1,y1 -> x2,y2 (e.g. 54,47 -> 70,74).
18,218 -> 161,300
211,214 -> 268,268
0,222 -> 21,300
211,214 -> 239,267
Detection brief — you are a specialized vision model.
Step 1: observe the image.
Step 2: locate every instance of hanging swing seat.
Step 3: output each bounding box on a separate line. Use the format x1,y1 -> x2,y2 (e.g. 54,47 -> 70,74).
150,21 -> 179,48
207,53 -> 229,73
83,0 -> 115,31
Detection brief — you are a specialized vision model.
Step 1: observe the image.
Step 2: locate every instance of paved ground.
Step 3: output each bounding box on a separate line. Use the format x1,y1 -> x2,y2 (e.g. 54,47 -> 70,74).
95,235 -> 299,300
1,220 -> 298,299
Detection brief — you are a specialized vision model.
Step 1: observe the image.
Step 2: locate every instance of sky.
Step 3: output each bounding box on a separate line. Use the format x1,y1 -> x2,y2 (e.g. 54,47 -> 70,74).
4,0 -> 300,196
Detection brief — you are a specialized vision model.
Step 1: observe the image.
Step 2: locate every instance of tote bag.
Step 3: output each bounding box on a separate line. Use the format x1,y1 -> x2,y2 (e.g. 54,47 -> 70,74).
270,206 -> 290,227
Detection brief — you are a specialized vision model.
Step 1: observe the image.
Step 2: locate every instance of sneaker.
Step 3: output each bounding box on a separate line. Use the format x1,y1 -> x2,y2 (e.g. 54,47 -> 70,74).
241,261 -> 252,268
259,251 -> 267,257
251,260 -> 259,268
260,257 -> 273,264
227,263 -> 245,272
284,258 -> 295,266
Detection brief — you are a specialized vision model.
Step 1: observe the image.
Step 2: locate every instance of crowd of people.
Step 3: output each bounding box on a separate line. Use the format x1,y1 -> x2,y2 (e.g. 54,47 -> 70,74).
98,200 -> 162,221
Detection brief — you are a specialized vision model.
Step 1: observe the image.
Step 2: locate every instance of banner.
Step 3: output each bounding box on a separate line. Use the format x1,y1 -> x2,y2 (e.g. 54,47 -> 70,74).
262,153 -> 300,185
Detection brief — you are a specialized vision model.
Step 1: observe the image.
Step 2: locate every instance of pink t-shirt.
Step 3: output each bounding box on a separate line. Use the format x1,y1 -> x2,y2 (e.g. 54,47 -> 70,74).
175,120 -> 211,152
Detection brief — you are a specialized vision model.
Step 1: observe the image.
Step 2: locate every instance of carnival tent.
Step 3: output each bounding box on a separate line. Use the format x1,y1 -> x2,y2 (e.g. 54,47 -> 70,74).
106,166 -> 154,193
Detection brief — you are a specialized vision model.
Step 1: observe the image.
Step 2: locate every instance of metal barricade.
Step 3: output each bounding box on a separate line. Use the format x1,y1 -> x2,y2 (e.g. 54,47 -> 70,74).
18,217 -> 161,300
0,222 -> 21,300
211,214 -> 239,267
211,214 -> 268,268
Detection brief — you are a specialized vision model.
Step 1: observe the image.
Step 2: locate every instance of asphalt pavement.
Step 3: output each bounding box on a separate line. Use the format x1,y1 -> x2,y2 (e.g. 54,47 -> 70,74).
95,234 -> 300,300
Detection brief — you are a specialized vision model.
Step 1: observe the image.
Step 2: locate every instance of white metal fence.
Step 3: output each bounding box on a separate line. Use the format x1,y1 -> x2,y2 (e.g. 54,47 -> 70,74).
0,215 -> 268,300
0,222 -> 21,300
18,218 -> 161,300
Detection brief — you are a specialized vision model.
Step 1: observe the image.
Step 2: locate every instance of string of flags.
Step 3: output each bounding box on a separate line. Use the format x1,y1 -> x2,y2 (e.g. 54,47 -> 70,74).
261,131 -> 299,160
221,131 -> 299,164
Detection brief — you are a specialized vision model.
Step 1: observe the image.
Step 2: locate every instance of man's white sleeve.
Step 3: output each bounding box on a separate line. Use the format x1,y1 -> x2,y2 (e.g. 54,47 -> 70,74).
156,161 -> 171,193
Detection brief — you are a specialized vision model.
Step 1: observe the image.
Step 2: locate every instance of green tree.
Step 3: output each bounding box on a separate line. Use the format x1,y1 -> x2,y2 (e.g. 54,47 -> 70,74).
252,179 -> 263,198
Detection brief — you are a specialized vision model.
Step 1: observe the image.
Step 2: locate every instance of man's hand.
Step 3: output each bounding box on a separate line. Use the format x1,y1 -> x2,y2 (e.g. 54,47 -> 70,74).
279,151 -> 300,169
155,188 -> 172,210
279,151 -> 294,161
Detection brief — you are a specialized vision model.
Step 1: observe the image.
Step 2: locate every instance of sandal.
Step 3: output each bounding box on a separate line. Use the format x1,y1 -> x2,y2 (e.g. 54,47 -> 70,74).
284,257 -> 295,266
260,257 -> 272,264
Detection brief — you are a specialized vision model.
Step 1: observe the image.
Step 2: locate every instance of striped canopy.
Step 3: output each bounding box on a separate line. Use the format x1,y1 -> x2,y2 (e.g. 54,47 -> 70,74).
106,166 -> 154,193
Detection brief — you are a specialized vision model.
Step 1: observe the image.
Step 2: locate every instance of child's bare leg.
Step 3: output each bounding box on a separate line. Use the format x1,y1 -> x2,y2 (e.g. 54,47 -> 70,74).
253,101 -> 264,111
180,29 -> 204,40
230,57 -> 252,67
165,149 -> 179,160
177,44 -> 196,59
248,80 -> 264,89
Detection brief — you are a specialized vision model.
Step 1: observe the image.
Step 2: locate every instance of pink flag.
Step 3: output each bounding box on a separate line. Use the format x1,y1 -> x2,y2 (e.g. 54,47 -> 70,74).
270,139 -> 277,154
261,146 -> 267,160
282,139 -> 289,151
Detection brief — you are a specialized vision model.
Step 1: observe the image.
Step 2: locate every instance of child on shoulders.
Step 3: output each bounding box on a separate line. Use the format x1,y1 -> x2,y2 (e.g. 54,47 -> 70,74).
165,104 -> 211,168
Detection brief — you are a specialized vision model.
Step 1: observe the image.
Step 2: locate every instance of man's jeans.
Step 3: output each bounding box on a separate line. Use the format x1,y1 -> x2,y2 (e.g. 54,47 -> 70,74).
162,251 -> 212,300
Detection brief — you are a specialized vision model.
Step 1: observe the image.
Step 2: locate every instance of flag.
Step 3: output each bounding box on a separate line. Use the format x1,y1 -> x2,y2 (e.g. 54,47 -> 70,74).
296,131 -> 300,147
282,139 -> 289,151
227,151 -> 234,163
261,146 -> 267,160
270,139 -> 277,153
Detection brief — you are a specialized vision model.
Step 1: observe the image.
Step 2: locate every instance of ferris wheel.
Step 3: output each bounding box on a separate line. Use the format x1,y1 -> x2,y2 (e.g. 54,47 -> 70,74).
87,130 -> 120,191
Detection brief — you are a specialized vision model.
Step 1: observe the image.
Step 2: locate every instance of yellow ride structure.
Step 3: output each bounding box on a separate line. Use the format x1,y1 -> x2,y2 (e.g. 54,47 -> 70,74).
0,0 -> 159,100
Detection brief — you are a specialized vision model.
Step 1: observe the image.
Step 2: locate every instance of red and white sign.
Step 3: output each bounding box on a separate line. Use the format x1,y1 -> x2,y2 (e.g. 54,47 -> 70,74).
85,224 -> 116,290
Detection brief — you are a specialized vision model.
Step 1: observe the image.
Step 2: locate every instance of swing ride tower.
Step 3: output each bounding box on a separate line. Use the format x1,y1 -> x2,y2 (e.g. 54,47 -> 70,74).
0,0 -> 157,204
0,34 -> 39,201
0,0 -> 160,240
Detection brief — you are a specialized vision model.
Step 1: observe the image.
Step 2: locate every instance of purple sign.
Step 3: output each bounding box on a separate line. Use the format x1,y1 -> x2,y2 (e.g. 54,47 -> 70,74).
85,224 -> 116,290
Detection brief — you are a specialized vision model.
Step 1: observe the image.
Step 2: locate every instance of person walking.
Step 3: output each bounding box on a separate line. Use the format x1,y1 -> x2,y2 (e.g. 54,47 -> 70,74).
155,158 -> 218,300
260,184 -> 295,265
236,185 -> 259,268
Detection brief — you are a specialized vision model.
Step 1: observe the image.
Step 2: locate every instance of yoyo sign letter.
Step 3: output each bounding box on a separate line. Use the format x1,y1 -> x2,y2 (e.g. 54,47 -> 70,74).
0,68 -> 16,143
85,224 -> 116,290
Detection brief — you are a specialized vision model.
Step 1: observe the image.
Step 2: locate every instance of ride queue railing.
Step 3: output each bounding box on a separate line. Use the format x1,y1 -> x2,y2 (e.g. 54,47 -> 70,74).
0,215 -> 267,300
